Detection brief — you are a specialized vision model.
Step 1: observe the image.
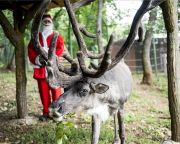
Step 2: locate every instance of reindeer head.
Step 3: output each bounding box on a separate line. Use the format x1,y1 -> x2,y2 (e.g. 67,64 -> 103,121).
48,77 -> 111,120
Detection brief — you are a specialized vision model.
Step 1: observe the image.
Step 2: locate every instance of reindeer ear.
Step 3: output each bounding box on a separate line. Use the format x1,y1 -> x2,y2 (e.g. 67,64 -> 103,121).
90,82 -> 109,94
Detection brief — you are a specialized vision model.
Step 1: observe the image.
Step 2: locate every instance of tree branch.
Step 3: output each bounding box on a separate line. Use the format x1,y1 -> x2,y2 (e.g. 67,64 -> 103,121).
79,25 -> 97,38
0,11 -> 18,47
20,2 -> 42,32
72,0 -> 95,11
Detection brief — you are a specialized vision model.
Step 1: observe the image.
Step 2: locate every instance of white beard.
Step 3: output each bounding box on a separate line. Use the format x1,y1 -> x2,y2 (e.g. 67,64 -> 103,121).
41,24 -> 53,53
42,24 -> 53,38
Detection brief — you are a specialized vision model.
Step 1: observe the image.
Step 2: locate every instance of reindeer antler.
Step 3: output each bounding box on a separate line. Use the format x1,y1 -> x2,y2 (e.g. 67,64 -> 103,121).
77,35 -> 113,78
31,0 -> 83,88
64,0 -> 166,78
31,0 -> 51,60
32,0 -> 166,88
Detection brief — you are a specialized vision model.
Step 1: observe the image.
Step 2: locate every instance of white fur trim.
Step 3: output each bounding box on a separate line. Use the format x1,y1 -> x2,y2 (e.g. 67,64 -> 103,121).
41,33 -> 49,53
42,17 -> 52,24
41,34 -> 48,48
43,46 -> 49,53
35,55 -> 42,66
31,64 -> 40,68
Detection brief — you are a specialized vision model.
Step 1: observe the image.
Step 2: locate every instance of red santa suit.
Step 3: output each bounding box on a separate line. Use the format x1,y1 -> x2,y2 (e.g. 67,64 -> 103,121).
28,30 -> 64,116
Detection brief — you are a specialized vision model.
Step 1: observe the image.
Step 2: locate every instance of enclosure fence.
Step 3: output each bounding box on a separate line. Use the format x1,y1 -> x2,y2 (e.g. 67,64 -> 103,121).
124,53 -> 167,74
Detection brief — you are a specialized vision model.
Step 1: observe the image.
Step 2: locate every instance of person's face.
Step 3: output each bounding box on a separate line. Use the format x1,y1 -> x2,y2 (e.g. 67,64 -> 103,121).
42,19 -> 52,26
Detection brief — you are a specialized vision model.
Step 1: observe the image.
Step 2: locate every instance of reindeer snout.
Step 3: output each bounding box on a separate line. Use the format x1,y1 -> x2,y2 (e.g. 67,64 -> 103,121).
49,101 -> 65,122
50,101 -> 59,109
49,101 -> 60,116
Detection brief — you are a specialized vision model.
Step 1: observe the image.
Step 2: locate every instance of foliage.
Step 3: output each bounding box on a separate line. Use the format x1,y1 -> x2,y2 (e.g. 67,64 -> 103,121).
134,7 -> 165,38
46,0 -> 124,57
150,7 -> 166,34
56,121 -> 74,144
0,35 -> 14,67
0,0 -> 170,61
0,10 -> 14,68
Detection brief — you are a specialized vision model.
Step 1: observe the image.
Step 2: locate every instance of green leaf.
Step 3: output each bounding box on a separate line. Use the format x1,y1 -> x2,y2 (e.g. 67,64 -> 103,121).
57,138 -> 63,144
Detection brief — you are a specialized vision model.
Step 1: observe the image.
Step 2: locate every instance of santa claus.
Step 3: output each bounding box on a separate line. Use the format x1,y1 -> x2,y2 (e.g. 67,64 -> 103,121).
28,13 -> 64,121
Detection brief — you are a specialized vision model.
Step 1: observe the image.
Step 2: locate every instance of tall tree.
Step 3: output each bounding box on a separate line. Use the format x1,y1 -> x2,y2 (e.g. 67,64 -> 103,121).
160,0 -> 180,141
0,12 -> 15,70
178,1 -> 180,25
0,4 -> 40,118
141,10 -> 157,85
96,0 -> 103,53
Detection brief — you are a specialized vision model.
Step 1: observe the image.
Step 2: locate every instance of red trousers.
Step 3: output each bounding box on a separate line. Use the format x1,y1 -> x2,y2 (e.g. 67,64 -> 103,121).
37,79 -> 61,115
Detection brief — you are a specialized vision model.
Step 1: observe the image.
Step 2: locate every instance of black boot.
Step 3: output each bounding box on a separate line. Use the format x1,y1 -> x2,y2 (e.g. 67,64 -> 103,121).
39,115 -> 49,122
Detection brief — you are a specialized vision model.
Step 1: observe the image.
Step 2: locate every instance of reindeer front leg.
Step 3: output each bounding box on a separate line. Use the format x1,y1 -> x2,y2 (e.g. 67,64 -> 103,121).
113,113 -> 120,144
91,114 -> 101,144
117,105 -> 125,144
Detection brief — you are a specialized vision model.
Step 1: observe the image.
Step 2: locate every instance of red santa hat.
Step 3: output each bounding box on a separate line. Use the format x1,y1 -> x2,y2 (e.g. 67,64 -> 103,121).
42,14 -> 53,24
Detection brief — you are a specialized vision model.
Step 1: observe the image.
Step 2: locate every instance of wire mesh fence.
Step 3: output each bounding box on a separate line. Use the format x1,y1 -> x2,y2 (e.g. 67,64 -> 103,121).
124,53 -> 167,74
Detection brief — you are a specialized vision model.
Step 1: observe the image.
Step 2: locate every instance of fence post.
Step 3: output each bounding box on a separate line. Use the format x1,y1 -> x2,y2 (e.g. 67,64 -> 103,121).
153,36 -> 158,76
162,53 -> 167,75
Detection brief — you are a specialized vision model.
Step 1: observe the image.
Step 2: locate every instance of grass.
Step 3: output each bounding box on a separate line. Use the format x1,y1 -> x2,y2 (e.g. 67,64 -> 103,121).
0,70 -> 170,144
21,123 -> 57,144
20,116 -> 170,144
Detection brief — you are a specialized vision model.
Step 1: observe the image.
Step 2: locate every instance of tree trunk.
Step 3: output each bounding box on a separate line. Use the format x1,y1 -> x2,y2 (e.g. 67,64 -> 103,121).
161,0 -> 180,141
96,0 -> 103,53
0,3 -> 42,119
141,10 -> 156,85
15,32 -> 27,118
13,10 -> 28,118
141,30 -> 153,85
0,11 -> 27,118
68,20 -> 73,56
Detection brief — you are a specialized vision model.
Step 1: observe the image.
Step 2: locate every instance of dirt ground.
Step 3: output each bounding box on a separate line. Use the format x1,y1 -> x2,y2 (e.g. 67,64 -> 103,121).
0,69 -> 171,144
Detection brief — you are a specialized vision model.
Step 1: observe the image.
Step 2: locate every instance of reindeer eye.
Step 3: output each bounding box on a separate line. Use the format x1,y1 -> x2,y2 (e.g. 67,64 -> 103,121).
79,89 -> 88,97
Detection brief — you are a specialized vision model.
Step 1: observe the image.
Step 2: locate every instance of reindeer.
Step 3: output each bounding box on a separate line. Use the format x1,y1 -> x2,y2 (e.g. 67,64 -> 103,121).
31,0 -> 166,143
